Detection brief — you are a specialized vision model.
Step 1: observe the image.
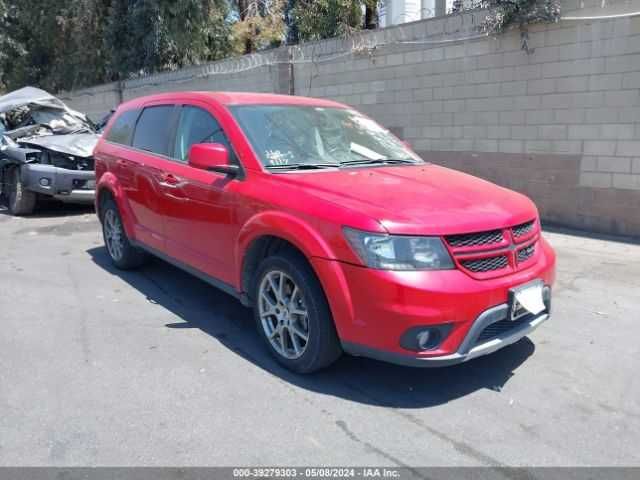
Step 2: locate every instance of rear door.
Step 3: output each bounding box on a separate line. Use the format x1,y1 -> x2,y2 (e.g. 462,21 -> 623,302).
160,102 -> 241,286
128,104 -> 179,251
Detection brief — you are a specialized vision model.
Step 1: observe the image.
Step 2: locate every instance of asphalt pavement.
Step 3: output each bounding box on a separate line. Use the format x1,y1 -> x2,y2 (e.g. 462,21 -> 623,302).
0,202 -> 638,466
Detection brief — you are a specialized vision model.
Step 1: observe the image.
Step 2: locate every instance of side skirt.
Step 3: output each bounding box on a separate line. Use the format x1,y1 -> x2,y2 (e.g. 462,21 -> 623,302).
131,240 -> 250,306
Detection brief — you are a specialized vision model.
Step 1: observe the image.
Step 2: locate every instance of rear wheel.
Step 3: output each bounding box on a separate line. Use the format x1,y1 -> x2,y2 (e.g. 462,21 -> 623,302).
5,167 -> 36,216
253,251 -> 342,373
101,198 -> 147,269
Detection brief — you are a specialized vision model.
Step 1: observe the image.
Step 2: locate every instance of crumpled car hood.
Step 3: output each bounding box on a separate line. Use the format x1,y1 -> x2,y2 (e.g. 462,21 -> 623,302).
0,86 -> 92,135
19,133 -> 99,158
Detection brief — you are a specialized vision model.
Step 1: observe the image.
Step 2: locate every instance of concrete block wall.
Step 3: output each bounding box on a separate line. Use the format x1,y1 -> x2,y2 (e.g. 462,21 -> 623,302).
60,0 -> 640,237
292,0 -> 640,237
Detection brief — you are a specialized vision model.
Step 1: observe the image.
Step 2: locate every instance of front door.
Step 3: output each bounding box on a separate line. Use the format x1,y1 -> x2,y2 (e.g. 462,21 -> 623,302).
161,104 -> 240,286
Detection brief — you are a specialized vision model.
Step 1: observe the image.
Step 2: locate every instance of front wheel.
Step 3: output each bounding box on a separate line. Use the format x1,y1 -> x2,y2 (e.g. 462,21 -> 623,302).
5,167 -> 36,215
253,251 -> 342,373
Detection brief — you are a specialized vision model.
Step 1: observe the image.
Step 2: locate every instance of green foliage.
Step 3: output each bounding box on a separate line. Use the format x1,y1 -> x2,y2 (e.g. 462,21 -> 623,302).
230,0 -> 286,55
291,0 -> 376,41
104,0 -> 232,80
0,0 -> 379,93
479,0 -> 560,34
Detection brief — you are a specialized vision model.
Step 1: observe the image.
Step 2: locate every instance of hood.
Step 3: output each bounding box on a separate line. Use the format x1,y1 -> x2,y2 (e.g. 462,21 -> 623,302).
272,164 -> 538,235
19,132 -> 99,158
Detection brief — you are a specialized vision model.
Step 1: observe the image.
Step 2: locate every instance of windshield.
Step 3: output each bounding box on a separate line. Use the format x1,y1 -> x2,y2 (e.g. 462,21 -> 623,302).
230,105 -> 422,169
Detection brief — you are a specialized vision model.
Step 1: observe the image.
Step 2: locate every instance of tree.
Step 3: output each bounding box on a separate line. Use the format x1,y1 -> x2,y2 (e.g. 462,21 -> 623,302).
291,0 -> 377,42
104,0 -> 232,80
229,0 -> 286,55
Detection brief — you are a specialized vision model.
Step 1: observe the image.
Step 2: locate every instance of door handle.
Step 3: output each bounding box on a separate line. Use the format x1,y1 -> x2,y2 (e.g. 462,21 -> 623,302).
159,172 -> 181,187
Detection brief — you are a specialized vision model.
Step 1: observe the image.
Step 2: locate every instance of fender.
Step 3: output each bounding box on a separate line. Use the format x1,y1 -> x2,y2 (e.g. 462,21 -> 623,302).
96,171 -> 137,240
236,210 -> 335,280
235,210 -> 357,336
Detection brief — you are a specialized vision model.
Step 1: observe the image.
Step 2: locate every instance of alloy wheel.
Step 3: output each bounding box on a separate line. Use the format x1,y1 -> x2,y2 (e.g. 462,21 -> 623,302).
104,209 -> 124,261
258,270 -> 310,359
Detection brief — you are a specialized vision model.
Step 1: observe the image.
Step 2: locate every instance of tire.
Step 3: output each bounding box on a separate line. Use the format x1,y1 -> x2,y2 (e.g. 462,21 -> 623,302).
101,198 -> 147,269
252,250 -> 342,373
6,167 -> 36,216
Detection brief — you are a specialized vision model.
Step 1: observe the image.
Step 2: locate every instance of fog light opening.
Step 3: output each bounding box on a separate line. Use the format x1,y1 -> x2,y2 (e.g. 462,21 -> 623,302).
39,177 -> 51,187
417,331 -> 431,350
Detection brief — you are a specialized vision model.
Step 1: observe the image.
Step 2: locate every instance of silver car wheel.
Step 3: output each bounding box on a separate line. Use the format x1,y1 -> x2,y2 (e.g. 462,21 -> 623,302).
258,270 -> 310,360
104,209 -> 124,262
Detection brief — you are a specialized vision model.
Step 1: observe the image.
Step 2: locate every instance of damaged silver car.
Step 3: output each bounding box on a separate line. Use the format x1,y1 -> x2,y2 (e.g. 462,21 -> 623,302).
0,87 -> 99,215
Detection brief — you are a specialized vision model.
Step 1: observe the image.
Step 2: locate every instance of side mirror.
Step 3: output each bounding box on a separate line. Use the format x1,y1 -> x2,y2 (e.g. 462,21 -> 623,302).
188,143 -> 239,176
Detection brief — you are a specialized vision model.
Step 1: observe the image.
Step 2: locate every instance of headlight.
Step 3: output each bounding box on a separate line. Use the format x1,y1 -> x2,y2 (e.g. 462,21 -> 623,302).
343,227 -> 455,271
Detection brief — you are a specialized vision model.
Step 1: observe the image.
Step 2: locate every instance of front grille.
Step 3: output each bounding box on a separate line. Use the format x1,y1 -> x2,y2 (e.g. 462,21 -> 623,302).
445,229 -> 504,248
517,244 -> 535,263
476,317 -> 531,343
512,220 -> 535,239
461,255 -> 508,273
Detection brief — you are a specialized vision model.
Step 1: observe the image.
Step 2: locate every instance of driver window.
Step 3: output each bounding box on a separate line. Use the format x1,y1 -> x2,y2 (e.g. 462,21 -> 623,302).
173,106 -> 233,163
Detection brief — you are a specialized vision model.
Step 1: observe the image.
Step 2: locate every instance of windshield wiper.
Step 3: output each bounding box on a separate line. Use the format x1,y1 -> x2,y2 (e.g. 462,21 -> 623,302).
339,158 -> 418,167
265,163 -> 339,171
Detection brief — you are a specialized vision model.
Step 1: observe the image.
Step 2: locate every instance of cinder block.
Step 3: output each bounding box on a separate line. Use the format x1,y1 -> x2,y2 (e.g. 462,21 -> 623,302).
443,100 -> 465,113
584,108 -> 620,124
580,156 -> 598,171
632,158 -> 640,174
527,110 -> 555,125
475,139 -> 498,152
474,112 -> 499,124
606,54 -> 640,73
488,125 -> 511,139
497,81 -> 525,97
579,172 -> 613,188
499,111 -> 525,125
556,76 -> 589,93
589,74 -> 622,91
527,78 -> 556,94
621,72 -> 640,89
597,156 -> 632,173
445,45 -> 466,59
568,125 -> 600,139
617,141 -> 640,156
604,90 -> 640,107
584,141 -> 617,156
613,173 -> 640,190
539,125 -> 567,140
499,140 -> 524,153
404,51 -> 424,64
601,124 -> 635,140
511,125 -> 538,140
422,126 -> 443,138
386,53 -> 405,66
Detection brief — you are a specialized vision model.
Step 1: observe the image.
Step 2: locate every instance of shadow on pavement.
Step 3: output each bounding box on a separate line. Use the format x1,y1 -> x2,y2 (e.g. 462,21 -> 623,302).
88,245 -> 535,409
0,197 -> 94,218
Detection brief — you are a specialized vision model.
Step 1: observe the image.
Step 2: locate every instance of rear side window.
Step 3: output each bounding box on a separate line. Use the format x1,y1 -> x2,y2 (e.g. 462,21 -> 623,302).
105,109 -> 139,145
132,105 -> 175,156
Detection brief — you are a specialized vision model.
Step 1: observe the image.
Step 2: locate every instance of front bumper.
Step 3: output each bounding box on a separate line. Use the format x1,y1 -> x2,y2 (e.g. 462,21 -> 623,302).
21,163 -> 95,203
342,304 -> 550,367
311,236 -> 556,367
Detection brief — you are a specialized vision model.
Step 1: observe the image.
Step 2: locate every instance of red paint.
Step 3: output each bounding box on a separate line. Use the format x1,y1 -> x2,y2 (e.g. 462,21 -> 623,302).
94,92 -> 556,364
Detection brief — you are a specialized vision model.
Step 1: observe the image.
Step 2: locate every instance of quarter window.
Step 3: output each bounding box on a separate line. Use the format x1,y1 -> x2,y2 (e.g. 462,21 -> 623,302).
131,105 -> 175,156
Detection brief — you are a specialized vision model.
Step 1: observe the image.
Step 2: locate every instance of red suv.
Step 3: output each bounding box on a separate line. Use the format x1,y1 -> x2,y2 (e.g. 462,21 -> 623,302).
94,92 -> 556,373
